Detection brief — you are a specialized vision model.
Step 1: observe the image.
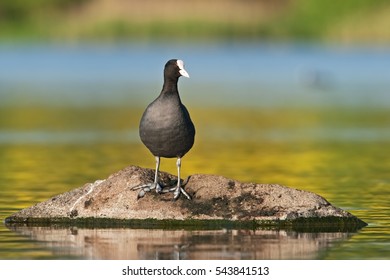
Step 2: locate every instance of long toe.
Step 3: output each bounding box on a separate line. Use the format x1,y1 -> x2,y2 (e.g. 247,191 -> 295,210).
173,187 -> 191,200
180,188 -> 192,200
137,189 -> 146,199
131,182 -> 159,199
173,189 -> 181,200
155,182 -> 163,193
131,184 -> 154,191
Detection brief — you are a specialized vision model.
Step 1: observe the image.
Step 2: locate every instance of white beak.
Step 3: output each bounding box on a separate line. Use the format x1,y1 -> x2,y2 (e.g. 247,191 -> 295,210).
177,60 -> 190,78
179,68 -> 190,78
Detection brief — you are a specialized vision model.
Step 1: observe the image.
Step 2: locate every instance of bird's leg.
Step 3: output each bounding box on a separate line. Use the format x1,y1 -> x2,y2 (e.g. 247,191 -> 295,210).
173,157 -> 191,200
131,156 -> 163,199
152,156 -> 163,193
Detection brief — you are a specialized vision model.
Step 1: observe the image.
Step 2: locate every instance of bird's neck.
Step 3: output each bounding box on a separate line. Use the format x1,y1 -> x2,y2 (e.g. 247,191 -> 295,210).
161,78 -> 179,95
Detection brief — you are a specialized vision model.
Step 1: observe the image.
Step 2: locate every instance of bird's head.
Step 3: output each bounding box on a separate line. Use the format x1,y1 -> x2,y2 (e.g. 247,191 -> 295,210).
164,59 -> 190,79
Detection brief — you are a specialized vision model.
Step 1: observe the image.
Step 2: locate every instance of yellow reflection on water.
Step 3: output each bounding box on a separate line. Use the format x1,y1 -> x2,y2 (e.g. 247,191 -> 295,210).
1,106 -> 389,202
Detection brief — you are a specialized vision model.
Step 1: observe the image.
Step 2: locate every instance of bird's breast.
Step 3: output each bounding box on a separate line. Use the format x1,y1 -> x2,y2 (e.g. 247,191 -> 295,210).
139,99 -> 195,158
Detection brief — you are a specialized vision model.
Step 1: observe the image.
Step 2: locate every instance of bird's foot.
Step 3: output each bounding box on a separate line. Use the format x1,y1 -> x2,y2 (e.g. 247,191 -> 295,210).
173,186 -> 192,201
153,185 -> 191,200
172,176 -> 192,200
131,177 -> 192,200
168,178 -> 192,200
131,182 -> 163,199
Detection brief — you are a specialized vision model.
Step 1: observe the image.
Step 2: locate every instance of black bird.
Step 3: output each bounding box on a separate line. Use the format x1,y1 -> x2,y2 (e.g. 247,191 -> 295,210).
132,59 -> 195,200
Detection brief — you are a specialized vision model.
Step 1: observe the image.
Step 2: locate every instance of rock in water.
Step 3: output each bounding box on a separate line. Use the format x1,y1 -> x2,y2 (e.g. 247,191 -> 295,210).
5,165 -> 367,231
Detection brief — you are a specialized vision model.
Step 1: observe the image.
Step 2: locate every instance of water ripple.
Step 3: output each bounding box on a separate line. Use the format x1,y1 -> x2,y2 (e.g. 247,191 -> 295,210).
0,130 -> 139,144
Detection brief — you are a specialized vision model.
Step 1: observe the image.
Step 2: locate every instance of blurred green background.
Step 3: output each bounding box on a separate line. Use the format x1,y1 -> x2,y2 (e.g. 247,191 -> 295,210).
0,0 -> 389,42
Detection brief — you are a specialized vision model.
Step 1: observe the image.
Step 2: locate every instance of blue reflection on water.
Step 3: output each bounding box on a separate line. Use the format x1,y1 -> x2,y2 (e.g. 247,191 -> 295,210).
1,42 -> 390,107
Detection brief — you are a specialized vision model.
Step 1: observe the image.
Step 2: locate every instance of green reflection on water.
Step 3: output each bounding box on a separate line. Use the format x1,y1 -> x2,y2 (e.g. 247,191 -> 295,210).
0,106 -> 389,259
